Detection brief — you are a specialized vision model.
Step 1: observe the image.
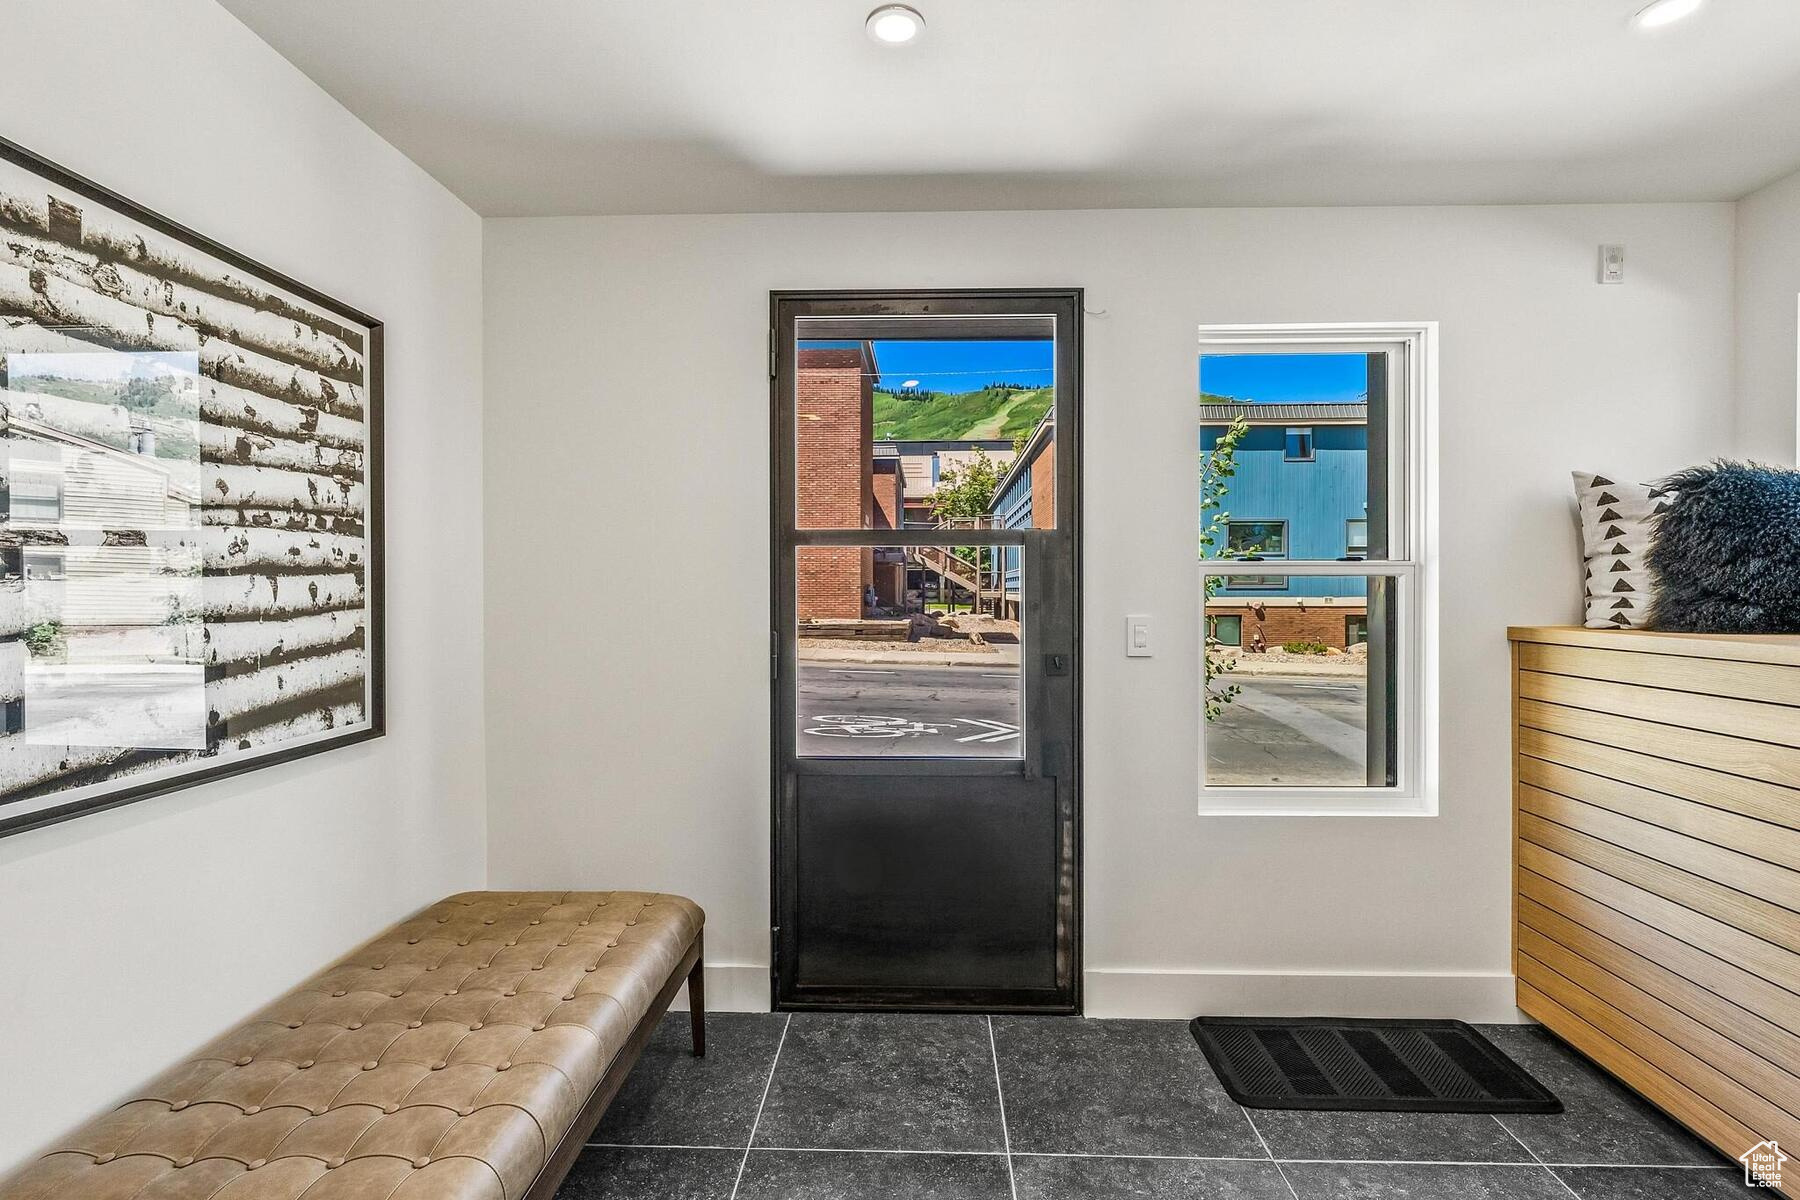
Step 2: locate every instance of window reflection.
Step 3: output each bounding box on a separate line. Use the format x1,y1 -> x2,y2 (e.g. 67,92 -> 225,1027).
3,347 -> 205,752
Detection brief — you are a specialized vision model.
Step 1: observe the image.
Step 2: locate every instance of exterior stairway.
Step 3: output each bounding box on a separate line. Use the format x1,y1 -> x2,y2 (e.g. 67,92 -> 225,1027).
909,544 -> 990,609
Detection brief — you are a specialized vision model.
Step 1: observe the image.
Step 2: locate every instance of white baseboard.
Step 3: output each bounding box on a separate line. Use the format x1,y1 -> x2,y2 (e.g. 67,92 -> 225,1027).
667,962 -> 772,1013
1083,968 -> 1524,1023
670,962 -> 1525,1024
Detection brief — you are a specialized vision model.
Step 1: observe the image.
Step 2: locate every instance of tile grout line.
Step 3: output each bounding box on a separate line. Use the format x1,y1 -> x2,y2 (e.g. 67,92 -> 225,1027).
755,1146 -> 1008,1157
1238,1108 -> 1301,1200
583,1144 -> 1735,1165
581,1140 -> 1738,1169
1277,1157 -> 1730,1169
728,1012 -> 791,1200
1015,1151 -> 1268,1163
587,1142 -> 741,1152
987,1016 -> 1019,1200
1492,1114 -> 1581,1199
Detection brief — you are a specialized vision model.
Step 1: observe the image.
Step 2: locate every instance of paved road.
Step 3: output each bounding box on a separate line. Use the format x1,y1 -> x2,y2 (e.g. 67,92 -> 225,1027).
798,662 -> 1368,783
1209,674 -> 1368,786
797,663 -> 1022,757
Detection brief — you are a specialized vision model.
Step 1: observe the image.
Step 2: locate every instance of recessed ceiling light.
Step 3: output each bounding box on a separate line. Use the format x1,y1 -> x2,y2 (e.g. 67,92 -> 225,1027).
1631,0 -> 1705,30
866,4 -> 926,46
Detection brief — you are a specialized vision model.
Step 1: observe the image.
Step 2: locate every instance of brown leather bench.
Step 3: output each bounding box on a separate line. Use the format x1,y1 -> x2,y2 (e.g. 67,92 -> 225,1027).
0,891 -> 704,1200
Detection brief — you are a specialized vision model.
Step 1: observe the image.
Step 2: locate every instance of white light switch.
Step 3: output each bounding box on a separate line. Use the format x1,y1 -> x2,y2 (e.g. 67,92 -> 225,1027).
1126,614 -> 1153,657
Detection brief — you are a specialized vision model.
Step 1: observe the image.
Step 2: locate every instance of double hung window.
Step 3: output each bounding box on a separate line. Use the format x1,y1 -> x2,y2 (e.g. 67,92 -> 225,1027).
1199,325 -> 1435,813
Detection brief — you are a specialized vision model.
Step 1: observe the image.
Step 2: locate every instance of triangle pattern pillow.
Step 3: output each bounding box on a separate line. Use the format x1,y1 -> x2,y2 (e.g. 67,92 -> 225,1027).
1572,472 -> 1676,629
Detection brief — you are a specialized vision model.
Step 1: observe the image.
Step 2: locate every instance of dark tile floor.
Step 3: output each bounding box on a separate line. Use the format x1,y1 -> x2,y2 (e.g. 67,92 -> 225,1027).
557,1014 -> 1741,1200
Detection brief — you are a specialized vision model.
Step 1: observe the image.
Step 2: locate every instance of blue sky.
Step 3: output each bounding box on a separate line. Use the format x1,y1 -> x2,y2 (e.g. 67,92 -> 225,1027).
1200,353 -> 1368,404
803,339 -> 1055,393
797,342 -> 1369,401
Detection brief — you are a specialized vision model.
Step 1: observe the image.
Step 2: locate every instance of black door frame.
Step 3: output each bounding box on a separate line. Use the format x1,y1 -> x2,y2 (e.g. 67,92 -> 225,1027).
769,288 -> 1083,1013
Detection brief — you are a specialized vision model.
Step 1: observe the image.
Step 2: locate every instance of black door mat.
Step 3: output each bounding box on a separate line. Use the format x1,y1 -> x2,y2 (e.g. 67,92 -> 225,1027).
1190,1017 -> 1562,1113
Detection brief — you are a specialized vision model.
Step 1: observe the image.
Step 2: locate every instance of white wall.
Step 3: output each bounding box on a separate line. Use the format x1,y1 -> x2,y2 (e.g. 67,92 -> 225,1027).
0,0 -> 485,1172
484,202 -> 1736,1017
1736,167 -> 1800,463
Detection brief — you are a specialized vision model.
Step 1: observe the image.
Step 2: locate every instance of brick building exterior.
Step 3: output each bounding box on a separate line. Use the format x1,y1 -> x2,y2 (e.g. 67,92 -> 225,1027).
1210,599 -> 1370,653
1028,430 -> 1055,531
794,342 -> 905,620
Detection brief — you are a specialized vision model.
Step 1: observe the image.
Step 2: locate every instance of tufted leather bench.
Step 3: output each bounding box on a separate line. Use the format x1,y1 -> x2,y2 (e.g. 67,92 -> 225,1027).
0,891 -> 705,1200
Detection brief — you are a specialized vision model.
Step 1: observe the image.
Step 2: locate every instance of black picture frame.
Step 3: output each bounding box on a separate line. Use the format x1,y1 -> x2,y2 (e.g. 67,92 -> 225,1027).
0,134 -> 383,839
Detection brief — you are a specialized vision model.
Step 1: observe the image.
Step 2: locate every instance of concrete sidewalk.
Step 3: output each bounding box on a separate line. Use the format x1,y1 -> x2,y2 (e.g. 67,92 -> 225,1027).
798,643 -> 1022,669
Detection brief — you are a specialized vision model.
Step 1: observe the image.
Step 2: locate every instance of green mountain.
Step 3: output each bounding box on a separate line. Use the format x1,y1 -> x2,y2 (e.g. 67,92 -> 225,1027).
873,385 -> 1053,442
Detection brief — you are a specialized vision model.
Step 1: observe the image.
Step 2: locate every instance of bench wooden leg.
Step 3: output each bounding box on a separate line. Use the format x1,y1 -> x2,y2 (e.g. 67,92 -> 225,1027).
688,933 -> 706,1057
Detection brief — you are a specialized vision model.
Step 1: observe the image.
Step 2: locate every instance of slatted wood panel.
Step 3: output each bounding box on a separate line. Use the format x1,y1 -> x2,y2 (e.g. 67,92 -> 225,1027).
1519,726 -> 1800,832
1518,641 -> 1800,709
1510,627 -> 1800,1196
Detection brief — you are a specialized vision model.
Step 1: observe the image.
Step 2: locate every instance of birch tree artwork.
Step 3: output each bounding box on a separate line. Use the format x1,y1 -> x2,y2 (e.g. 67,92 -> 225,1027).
0,141 -> 379,836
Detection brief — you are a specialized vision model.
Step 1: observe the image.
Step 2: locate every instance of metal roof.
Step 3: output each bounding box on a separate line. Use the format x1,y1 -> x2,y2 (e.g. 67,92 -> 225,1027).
1198,402 -> 1367,424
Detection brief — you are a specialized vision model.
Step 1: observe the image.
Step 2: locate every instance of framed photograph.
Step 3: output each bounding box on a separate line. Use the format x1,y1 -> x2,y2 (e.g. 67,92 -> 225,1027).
0,136 -> 382,838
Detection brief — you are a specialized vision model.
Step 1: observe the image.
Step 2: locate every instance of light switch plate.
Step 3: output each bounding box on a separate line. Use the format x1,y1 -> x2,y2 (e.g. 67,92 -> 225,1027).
1126,614 -> 1152,657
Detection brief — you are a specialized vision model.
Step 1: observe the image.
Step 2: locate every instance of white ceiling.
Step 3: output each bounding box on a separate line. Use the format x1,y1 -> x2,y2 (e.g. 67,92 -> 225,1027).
220,0 -> 1800,217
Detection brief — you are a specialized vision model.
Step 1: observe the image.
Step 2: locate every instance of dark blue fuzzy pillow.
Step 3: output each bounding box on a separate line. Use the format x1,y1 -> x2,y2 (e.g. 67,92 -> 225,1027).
1647,462 -> 1800,633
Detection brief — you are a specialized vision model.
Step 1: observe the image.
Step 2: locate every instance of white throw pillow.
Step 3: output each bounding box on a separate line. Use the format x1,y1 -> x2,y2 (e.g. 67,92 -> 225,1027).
1572,472 -> 1674,629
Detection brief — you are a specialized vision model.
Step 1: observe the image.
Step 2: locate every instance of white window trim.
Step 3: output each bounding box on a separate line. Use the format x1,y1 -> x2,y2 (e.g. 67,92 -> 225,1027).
1198,322 -> 1440,817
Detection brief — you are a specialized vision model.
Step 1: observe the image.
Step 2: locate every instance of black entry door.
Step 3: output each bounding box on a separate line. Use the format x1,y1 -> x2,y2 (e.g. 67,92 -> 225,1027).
771,290 -> 1081,1012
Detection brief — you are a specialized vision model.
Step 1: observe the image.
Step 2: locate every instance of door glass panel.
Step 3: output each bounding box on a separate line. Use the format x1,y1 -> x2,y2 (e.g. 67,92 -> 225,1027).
795,316 -> 1056,530
1203,575 -> 1397,788
795,544 -> 1021,758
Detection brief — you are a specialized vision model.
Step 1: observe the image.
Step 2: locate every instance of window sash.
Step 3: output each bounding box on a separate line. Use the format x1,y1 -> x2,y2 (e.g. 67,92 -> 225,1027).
1205,558 -> 1411,578
1201,561 -> 1421,808
1198,321 -> 1436,816
1199,338 -> 1409,562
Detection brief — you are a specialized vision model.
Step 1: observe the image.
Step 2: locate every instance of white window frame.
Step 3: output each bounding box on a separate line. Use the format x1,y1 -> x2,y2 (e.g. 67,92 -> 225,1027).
1199,322 -> 1439,817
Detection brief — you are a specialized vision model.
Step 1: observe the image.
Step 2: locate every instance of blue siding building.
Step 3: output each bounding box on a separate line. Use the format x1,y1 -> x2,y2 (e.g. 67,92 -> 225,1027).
984,411 -> 1055,618
1200,402 -> 1370,647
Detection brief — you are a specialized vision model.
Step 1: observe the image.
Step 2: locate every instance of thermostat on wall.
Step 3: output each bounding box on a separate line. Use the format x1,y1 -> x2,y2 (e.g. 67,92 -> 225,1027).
1599,244 -> 1626,284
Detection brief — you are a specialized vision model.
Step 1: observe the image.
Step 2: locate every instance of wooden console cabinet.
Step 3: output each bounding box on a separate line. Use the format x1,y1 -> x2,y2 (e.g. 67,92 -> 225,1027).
1510,626 -> 1800,1190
